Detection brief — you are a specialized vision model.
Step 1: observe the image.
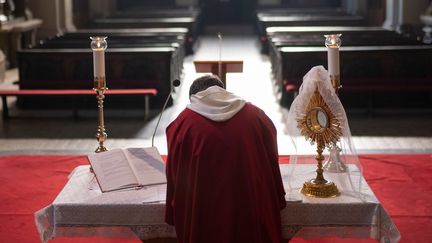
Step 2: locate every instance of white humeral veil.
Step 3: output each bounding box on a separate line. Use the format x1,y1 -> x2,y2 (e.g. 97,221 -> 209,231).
187,86 -> 246,122
285,65 -> 365,201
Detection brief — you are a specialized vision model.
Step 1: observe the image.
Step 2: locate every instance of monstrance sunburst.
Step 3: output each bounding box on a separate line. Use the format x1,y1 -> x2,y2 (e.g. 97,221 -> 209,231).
296,87 -> 343,198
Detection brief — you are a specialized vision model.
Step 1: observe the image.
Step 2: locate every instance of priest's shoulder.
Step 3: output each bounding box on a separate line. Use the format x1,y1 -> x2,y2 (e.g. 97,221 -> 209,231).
166,108 -> 199,130
243,102 -> 276,127
244,102 -> 267,116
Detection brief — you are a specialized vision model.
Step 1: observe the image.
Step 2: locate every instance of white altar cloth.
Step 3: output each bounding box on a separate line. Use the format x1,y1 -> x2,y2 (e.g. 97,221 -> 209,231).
35,164 -> 400,242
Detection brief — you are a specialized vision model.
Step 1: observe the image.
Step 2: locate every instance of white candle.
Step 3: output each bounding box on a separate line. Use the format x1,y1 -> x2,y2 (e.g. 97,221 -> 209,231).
90,36 -> 107,80
93,49 -> 105,78
324,34 -> 341,78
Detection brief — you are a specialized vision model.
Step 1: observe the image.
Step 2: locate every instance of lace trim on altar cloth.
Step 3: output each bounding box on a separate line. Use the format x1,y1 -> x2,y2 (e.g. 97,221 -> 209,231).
282,205 -> 400,243
39,223 -> 399,243
36,208 -> 399,243
283,225 -> 398,243
40,225 -> 176,243
35,205 -> 176,243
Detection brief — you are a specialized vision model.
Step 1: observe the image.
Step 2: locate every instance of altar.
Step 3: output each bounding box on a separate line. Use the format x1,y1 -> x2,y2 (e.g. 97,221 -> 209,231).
35,164 -> 400,243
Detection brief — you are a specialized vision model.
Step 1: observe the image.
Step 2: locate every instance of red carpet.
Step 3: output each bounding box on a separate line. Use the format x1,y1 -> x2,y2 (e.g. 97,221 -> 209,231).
0,154 -> 431,243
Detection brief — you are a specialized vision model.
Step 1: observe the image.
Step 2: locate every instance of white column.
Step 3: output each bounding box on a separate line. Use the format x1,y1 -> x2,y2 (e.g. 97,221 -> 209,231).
384,0 -> 430,30
383,0 -> 399,30
61,0 -> 76,32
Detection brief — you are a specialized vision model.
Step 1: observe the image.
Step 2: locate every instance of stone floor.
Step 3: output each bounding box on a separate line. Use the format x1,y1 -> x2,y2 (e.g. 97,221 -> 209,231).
0,28 -> 431,155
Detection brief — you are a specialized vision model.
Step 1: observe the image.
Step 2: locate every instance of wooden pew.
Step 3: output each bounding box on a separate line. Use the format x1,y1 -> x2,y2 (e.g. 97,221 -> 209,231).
64,28 -> 189,37
14,7 -> 194,112
97,6 -> 203,38
263,26 -> 421,53
17,45 -> 181,110
0,89 -> 157,120
267,26 -> 420,46
87,17 -> 198,54
255,13 -> 366,43
41,29 -> 189,50
37,36 -> 185,49
92,17 -> 195,29
111,7 -> 200,19
274,45 -> 432,111
57,28 -> 194,54
265,26 -> 424,87
259,15 -> 365,27
256,8 -> 349,18
33,33 -> 186,86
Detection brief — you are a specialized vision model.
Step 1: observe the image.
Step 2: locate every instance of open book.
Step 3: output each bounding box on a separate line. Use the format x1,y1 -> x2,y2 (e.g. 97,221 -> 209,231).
87,147 -> 167,192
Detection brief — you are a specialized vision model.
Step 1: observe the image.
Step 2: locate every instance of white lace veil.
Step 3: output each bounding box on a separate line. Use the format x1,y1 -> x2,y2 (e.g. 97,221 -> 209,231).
285,65 -> 365,201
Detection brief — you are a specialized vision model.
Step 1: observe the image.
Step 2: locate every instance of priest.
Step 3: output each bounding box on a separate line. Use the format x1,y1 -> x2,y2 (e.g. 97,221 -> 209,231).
165,75 -> 286,243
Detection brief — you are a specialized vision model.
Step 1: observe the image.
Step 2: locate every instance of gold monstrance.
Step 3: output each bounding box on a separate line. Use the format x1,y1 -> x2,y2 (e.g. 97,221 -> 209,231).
297,87 -> 343,198
90,36 -> 108,153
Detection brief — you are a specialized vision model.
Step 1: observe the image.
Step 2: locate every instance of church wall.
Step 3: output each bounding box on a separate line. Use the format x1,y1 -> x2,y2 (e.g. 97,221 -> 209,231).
339,0 -> 385,25
28,0 -> 62,39
176,0 -> 280,7
88,0 -> 115,18
399,0 -> 429,25
176,0 -> 199,6
8,0 -> 26,18
257,0 -> 281,6
365,0 -> 385,25
27,0 -> 75,39
72,0 -> 90,29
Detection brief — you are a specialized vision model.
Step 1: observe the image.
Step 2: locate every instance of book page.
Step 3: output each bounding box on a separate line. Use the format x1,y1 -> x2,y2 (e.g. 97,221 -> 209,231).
124,147 -> 167,186
88,148 -> 139,192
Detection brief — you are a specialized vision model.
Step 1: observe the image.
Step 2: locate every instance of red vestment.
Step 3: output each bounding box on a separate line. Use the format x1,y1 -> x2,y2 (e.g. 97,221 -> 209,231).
166,102 -> 286,243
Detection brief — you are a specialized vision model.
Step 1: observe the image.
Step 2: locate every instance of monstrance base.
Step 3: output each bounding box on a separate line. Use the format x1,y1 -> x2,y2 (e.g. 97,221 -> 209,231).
301,179 -> 340,198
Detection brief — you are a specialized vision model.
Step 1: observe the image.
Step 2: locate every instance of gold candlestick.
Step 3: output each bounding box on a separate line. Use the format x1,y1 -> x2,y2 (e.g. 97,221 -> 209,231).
90,36 -> 108,153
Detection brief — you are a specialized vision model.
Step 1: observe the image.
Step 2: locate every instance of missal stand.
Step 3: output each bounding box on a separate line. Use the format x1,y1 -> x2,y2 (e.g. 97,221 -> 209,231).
193,60 -> 243,88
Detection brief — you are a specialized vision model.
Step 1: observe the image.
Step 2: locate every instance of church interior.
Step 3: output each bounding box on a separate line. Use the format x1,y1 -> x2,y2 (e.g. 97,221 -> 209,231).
0,0 -> 432,242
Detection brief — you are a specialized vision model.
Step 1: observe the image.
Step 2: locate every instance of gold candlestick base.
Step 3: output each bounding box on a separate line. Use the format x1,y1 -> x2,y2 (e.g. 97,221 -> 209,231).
95,125 -> 108,153
95,145 -> 107,153
301,179 -> 340,198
